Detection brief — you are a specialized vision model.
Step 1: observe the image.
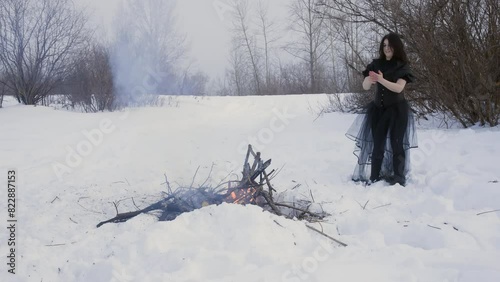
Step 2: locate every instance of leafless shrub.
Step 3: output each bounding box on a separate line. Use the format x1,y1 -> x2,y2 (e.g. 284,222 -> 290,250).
318,0 -> 500,127
66,44 -> 115,112
178,70 -> 209,96
278,62 -> 312,94
321,92 -> 373,113
343,92 -> 373,112
39,95 -> 72,109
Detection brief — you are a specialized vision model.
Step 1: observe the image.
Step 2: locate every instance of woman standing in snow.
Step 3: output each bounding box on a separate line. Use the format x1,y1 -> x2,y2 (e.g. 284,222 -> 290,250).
347,33 -> 418,186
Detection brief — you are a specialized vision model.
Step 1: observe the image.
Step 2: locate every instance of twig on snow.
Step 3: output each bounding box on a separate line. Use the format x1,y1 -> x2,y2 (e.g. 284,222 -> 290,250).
372,203 -> 391,210
306,224 -> 347,247
476,209 -> 500,216
356,200 -> 370,210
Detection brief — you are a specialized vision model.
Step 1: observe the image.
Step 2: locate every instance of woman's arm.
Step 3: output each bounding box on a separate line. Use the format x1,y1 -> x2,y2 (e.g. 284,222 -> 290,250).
378,78 -> 407,93
369,71 -> 407,93
362,76 -> 375,90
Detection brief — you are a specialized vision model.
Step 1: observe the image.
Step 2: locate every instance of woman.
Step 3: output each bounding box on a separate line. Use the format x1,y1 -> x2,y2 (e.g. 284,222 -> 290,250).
346,33 -> 418,186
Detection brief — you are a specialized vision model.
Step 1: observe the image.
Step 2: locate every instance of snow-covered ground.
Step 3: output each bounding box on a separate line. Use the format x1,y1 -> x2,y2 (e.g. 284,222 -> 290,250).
1,94 -> 499,282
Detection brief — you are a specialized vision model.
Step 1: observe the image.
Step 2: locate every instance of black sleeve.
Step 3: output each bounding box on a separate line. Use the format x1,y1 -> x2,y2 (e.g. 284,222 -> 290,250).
397,63 -> 415,83
362,60 -> 376,77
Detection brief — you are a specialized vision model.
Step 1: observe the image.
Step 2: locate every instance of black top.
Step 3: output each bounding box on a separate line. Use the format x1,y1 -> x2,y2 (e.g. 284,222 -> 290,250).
362,59 -> 414,108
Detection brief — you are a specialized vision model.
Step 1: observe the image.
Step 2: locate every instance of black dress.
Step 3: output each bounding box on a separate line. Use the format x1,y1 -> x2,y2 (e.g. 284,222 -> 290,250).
346,58 -> 418,185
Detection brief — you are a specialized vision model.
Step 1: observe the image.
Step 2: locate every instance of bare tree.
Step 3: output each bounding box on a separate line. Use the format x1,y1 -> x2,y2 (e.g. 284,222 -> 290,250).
256,0 -> 282,95
226,41 -> 252,96
285,0 -> 331,93
257,1 -> 272,93
230,0 -> 263,95
0,0 -> 88,105
321,17 -> 354,94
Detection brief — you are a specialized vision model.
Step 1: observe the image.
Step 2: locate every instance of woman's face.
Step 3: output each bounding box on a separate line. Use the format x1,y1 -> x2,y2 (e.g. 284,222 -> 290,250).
383,39 -> 393,60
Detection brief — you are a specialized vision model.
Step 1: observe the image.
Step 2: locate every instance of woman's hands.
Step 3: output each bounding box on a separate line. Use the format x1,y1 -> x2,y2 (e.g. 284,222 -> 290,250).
365,70 -> 408,92
369,70 -> 384,83
362,76 -> 375,90
369,70 -> 407,93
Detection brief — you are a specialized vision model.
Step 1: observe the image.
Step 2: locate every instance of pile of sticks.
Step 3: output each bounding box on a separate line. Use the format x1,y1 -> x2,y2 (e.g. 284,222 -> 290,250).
97,145 -> 328,227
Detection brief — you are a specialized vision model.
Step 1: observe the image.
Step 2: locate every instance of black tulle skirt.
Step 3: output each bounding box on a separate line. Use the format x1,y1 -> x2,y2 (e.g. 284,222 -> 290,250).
346,100 -> 418,182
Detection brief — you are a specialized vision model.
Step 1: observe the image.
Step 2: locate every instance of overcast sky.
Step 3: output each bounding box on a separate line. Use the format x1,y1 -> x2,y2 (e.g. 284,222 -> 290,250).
80,0 -> 289,79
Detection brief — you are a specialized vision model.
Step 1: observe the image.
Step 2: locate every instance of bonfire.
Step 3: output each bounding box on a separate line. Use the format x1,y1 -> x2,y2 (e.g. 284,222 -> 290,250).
96,145 -> 346,246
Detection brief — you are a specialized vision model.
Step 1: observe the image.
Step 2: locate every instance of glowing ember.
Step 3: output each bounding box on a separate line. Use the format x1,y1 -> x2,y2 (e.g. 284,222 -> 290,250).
225,187 -> 258,204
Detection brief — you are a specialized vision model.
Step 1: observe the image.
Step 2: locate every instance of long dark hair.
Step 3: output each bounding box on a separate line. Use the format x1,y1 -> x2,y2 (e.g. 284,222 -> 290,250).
379,33 -> 408,63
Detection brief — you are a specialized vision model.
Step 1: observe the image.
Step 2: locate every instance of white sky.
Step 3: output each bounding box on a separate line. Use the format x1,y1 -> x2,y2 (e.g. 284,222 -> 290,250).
79,0 -> 290,79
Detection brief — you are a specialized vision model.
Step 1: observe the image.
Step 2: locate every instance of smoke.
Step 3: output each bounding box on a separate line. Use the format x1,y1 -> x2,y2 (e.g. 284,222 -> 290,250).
109,0 -> 186,105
